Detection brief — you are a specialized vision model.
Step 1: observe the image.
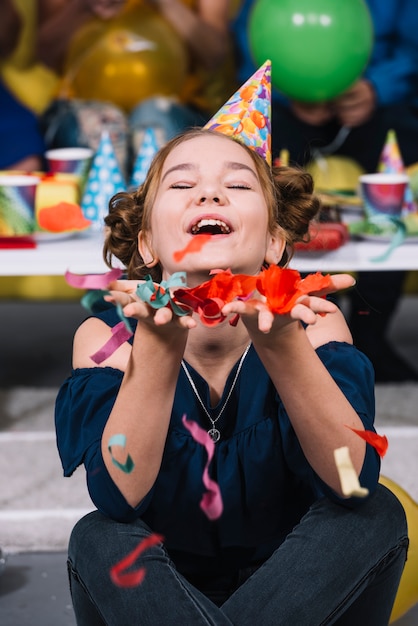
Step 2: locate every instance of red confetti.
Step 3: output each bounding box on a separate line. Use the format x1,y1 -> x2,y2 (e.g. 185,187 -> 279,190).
346,426 -> 389,457
173,234 -> 212,262
109,533 -> 164,588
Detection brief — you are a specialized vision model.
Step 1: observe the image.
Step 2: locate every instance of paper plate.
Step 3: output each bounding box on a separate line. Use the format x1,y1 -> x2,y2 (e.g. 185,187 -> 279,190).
349,218 -> 418,243
34,228 -> 91,243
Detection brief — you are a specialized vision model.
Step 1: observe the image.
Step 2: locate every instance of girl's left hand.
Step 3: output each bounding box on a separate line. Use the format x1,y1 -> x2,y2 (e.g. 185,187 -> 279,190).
222,273 -> 355,334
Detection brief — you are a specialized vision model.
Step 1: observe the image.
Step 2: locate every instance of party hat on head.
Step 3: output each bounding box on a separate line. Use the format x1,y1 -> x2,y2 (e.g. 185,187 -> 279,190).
129,127 -> 160,189
378,129 -> 415,213
81,131 -> 126,230
204,59 -> 272,165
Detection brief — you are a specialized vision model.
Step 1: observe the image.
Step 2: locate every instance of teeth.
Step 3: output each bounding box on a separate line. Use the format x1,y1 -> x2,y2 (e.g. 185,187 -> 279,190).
191,219 -> 231,234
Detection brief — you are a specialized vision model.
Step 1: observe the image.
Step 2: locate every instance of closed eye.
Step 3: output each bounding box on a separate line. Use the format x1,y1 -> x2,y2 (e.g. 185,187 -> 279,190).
170,183 -> 193,189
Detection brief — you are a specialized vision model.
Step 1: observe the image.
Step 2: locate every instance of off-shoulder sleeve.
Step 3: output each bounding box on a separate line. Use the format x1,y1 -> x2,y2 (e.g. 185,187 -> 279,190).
55,366 -> 150,521
279,341 -> 380,507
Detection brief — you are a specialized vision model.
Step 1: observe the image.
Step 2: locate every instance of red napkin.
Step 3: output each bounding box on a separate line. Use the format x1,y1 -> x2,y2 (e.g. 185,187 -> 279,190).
294,223 -> 349,252
0,236 -> 37,249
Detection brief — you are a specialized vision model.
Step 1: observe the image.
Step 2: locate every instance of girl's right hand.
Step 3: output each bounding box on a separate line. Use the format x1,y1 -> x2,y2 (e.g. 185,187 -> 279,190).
106,280 -> 197,330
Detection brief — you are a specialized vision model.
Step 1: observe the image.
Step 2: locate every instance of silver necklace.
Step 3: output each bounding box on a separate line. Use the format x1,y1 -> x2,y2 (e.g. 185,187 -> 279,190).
181,344 -> 251,443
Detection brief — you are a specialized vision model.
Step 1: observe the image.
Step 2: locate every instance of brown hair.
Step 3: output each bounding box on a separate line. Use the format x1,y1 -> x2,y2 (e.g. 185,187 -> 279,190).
103,128 -> 321,281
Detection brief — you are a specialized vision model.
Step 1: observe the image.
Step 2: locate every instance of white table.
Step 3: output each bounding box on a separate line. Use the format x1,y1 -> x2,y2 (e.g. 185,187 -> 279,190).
1,230 -> 418,276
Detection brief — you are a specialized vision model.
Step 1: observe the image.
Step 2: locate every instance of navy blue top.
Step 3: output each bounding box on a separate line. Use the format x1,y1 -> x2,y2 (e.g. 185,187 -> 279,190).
55,307 -> 379,577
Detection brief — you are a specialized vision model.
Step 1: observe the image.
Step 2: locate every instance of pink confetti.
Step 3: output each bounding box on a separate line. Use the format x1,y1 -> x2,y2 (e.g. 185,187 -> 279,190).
182,415 -> 223,520
65,268 -> 123,290
90,321 -> 133,364
110,533 -> 164,588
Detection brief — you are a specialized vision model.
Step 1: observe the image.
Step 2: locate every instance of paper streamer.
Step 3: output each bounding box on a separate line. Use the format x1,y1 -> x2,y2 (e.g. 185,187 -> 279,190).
173,234 -> 212,262
107,433 -> 135,473
90,321 -> 133,364
136,272 -> 189,316
110,533 -> 164,587
334,446 -> 369,498
182,415 -> 223,520
65,268 -> 123,290
346,426 -> 389,457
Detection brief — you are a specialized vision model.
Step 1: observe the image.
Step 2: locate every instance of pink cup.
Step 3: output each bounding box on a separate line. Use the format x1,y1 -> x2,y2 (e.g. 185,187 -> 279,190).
45,147 -> 93,192
359,173 -> 409,220
0,174 -> 40,235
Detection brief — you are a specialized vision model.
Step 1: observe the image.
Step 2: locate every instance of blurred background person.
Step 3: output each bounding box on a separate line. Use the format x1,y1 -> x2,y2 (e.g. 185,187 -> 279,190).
0,0 -> 47,171
232,0 -> 418,382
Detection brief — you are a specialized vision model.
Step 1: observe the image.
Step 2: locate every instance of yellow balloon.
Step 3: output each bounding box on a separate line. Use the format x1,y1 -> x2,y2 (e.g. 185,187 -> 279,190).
62,4 -> 188,113
379,476 -> 418,623
306,155 -> 365,194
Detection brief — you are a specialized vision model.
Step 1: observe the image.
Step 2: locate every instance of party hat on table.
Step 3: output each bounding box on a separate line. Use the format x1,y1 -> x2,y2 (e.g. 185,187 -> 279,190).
81,131 -> 126,230
204,59 -> 272,165
378,129 -> 415,213
129,127 -> 160,189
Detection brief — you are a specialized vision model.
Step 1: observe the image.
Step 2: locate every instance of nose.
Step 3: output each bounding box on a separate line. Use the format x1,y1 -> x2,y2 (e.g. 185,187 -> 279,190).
198,195 -> 220,204
195,185 -> 225,206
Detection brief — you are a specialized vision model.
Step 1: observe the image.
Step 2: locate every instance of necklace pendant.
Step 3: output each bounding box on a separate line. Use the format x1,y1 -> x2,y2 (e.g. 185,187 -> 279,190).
208,428 -> 221,443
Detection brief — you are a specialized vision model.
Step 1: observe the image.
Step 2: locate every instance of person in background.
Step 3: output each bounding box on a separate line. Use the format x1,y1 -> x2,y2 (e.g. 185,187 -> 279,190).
232,0 -> 418,382
0,0 -> 46,171
36,0 -> 234,178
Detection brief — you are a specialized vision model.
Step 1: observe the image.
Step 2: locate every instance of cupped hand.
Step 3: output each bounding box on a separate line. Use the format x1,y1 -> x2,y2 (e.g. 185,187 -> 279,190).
106,279 -> 196,330
222,273 -> 355,334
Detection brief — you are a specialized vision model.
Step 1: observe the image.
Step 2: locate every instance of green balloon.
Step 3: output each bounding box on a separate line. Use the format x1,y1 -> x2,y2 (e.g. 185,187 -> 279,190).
249,0 -> 373,102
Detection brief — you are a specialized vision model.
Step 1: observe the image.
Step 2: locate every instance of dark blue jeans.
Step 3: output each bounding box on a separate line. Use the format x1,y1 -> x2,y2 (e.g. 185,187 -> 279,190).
67,484 -> 408,625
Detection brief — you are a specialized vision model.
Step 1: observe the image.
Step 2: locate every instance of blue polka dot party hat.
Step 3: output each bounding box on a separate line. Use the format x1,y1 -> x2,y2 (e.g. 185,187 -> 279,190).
81,131 -> 126,230
129,127 -> 160,189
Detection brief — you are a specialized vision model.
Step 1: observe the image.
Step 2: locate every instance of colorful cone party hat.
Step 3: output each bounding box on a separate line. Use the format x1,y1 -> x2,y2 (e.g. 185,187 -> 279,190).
204,59 -> 272,165
129,127 -> 160,189
81,131 -> 126,230
378,129 -> 415,213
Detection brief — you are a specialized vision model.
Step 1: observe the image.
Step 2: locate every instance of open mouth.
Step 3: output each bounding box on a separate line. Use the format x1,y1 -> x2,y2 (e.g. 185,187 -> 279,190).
190,218 -> 231,235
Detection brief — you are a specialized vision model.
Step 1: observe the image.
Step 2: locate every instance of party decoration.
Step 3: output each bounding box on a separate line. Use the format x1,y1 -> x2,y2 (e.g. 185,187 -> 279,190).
334,447 -> 369,498
62,3 -> 188,112
81,131 -> 126,230
346,426 -> 388,457
378,129 -> 416,213
306,155 -> 366,194
182,415 -> 223,520
130,127 -> 160,188
107,433 -> 135,473
37,202 -> 92,233
173,234 -> 212,262
65,268 -> 123,290
136,272 -> 188,316
256,265 -> 332,314
379,476 -> 418,623
110,533 -> 164,587
204,59 -> 271,164
90,321 -> 134,364
249,0 -> 373,102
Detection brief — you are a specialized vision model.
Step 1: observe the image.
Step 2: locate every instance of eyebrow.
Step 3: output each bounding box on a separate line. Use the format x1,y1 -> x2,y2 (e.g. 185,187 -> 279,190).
161,161 -> 258,182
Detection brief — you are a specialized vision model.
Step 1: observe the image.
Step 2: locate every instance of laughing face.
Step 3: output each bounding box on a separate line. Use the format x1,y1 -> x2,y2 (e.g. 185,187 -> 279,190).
138,133 -> 284,283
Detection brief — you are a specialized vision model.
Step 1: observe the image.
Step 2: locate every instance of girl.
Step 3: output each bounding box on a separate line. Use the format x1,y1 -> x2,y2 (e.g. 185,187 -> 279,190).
56,128 -> 407,625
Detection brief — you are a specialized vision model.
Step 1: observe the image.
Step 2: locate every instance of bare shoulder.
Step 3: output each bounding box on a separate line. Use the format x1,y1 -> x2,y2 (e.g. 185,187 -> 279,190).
306,306 -> 353,350
72,316 -> 131,371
